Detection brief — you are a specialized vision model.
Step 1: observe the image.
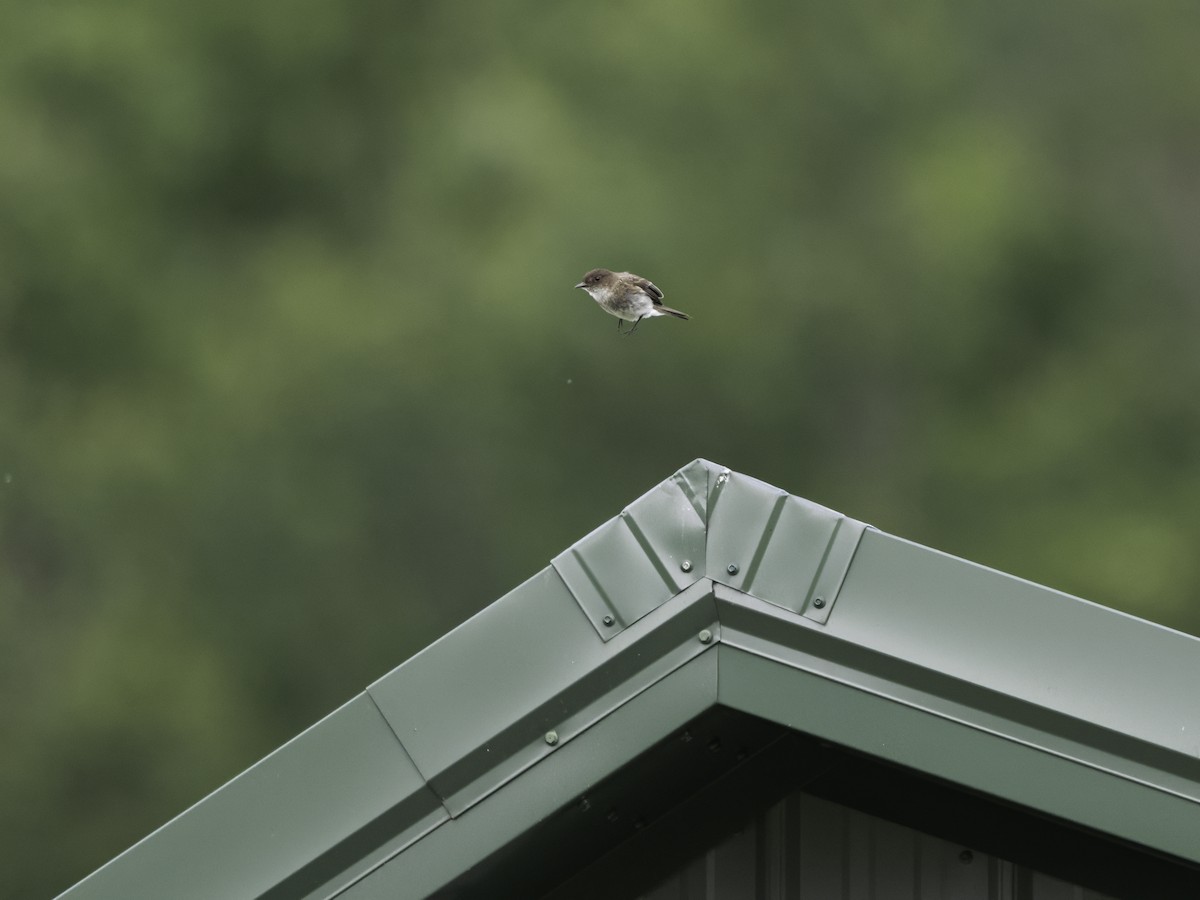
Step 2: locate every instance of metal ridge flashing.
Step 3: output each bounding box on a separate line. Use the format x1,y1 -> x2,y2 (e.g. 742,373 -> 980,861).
551,459 -> 711,638
551,459 -> 872,637
703,465 -> 871,620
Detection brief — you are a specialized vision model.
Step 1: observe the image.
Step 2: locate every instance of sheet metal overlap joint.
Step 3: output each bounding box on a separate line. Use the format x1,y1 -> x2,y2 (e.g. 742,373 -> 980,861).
801,519 -> 873,624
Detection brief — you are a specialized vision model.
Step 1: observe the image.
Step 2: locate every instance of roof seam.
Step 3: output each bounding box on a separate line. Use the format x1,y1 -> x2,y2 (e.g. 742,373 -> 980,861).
671,467 -> 707,523
740,491 -> 788,590
801,517 -> 870,622
702,464 -> 724,583
621,510 -> 684,597
361,688 -> 451,816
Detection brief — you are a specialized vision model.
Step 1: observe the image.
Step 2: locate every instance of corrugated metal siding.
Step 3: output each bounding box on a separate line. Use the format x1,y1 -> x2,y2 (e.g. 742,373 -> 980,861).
637,792 -> 1115,900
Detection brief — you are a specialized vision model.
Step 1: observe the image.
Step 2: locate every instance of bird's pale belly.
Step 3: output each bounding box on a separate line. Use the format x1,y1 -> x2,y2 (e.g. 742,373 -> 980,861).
599,294 -> 656,321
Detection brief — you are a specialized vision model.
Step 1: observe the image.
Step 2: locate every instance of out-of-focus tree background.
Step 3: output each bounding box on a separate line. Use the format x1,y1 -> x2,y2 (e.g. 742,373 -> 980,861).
3,1 -> 1200,895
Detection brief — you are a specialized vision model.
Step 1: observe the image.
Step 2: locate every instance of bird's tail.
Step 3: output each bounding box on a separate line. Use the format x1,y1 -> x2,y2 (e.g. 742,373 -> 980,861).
658,306 -> 689,320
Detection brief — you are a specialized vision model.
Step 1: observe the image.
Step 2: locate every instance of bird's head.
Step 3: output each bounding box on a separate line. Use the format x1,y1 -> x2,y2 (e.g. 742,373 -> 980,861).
574,268 -> 614,297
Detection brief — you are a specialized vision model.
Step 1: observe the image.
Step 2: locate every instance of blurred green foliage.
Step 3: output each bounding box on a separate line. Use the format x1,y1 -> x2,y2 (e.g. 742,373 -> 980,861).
3,1 -> 1200,895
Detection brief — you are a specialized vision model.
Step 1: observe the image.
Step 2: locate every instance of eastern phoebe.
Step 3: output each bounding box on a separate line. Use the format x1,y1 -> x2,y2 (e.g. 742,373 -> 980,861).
574,268 -> 690,335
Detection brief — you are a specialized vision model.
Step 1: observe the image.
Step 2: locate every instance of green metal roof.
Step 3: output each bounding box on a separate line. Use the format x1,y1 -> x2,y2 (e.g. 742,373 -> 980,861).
61,460 -> 1200,899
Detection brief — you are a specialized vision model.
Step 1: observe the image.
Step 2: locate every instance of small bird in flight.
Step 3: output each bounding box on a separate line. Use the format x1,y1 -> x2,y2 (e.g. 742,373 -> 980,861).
574,268 -> 690,335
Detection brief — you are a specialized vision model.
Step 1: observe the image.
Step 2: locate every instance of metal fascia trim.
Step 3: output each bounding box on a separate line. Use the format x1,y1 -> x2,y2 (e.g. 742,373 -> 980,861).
718,641 -> 1200,865
712,584 -> 1200,862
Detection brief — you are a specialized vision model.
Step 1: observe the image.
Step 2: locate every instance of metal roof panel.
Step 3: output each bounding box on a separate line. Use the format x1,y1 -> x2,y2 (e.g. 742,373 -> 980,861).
367,566 -> 596,814
832,531 -> 1200,765
62,693 -> 443,900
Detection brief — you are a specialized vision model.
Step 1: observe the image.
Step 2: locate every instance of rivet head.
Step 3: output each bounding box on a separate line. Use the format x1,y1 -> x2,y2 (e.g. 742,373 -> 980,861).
545,730 -> 559,746
602,614 -> 615,626
698,629 -> 713,644
680,559 -> 693,572
813,597 -> 826,609
726,563 -> 739,575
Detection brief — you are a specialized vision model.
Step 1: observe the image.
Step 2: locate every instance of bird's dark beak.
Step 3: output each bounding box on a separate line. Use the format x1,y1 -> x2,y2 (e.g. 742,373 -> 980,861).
574,281 -> 586,290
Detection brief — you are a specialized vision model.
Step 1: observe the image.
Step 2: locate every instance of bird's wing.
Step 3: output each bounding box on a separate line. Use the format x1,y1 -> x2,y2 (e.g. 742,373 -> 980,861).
630,276 -> 665,303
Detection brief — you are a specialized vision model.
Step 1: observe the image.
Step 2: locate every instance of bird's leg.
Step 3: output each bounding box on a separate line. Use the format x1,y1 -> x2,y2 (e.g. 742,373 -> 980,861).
625,316 -> 643,336
616,318 -> 625,334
